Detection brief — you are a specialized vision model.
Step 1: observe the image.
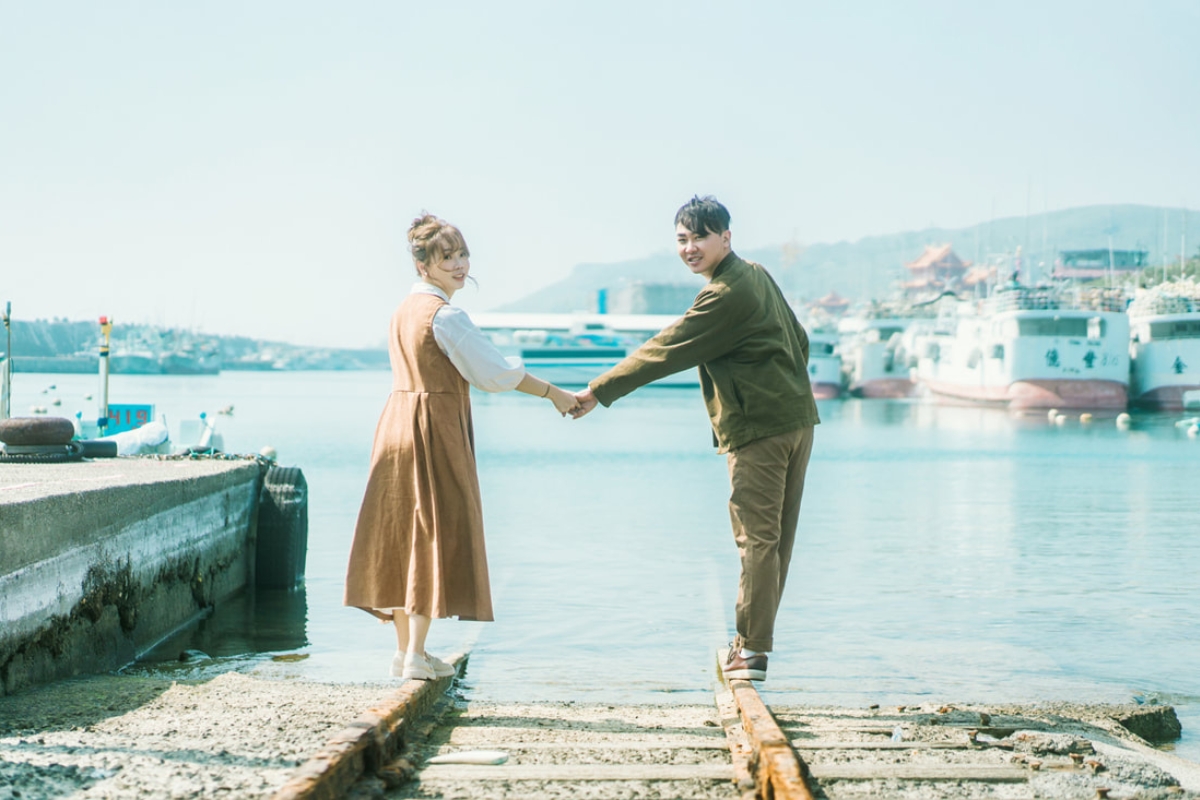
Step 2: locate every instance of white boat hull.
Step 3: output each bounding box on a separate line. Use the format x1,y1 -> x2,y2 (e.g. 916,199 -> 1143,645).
806,334 -> 843,399
912,307 -> 1130,410
838,319 -> 917,399
1129,312 -> 1200,410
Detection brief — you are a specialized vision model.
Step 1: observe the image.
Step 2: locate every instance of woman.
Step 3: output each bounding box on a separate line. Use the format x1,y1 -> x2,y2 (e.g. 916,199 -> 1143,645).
344,213 -> 579,680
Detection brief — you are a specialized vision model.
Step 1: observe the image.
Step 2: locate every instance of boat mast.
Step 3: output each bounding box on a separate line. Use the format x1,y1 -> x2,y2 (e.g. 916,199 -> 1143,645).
1107,236 -> 1115,289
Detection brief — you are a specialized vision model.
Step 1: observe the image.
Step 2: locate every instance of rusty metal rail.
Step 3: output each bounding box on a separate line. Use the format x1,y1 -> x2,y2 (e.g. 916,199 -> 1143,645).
274,650 -> 1187,799
271,652 -> 467,800
716,649 -> 816,800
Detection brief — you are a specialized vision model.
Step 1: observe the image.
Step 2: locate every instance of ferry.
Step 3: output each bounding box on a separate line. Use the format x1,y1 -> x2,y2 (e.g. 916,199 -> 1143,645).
1127,281 -> 1200,410
908,286 -> 1129,411
473,312 -> 697,387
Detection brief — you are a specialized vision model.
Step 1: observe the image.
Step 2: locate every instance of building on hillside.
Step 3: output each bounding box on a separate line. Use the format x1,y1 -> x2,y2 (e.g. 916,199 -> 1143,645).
806,291 -> 851,317
1053,249 -> 1149,280
901,244 -> 972,300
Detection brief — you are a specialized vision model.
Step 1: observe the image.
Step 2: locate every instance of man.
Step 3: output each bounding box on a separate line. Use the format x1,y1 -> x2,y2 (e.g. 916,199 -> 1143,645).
572,195 -> 819,682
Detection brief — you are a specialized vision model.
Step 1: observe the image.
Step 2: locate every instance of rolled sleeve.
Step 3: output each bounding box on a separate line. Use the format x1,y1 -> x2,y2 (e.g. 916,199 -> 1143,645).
432,306 -> 526,392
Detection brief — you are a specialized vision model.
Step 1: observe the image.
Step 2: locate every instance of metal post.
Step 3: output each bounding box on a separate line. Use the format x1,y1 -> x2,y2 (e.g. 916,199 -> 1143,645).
98,316 -> 112,436
1,301 -> 12,420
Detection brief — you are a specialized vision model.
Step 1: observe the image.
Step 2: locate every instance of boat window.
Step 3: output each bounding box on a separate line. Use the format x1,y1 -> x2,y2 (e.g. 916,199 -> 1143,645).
1087,317 -> 1105,339
1149,320 -> 1200,339
1017,318 -> 1090,337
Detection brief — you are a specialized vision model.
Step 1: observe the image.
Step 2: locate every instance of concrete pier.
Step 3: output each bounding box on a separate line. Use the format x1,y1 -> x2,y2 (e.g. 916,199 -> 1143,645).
0,457 -> 266,695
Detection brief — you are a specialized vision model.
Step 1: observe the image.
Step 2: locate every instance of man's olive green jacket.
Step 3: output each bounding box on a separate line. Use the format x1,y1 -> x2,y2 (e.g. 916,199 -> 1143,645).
590,252 -> 820,452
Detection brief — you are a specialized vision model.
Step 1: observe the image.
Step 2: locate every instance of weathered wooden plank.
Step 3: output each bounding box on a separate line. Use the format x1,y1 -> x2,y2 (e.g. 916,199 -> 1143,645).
444,738 -> 733,750
792,740 -> 967,751
417,764 -> 732,781
809,763 -> 1028,782
272,653 -> 466,800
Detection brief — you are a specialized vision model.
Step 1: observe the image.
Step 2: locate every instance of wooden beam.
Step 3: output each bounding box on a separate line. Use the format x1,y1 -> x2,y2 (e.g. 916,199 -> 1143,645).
792,740 -> 967,751
444,737 -> 732,750
809,764 -> 1027,782
418,764 -> 732,781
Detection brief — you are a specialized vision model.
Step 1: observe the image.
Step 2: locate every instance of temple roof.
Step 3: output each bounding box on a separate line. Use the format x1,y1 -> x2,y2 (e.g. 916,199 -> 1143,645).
809,291 -> 850,310
906,244 -> 971,272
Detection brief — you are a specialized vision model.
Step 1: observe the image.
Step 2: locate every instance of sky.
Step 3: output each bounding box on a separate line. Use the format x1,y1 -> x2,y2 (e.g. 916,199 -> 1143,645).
2,1 -> 1198,347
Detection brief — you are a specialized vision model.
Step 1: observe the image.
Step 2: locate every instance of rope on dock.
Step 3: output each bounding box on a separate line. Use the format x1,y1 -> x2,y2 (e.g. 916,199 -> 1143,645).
270,652 -> 468,800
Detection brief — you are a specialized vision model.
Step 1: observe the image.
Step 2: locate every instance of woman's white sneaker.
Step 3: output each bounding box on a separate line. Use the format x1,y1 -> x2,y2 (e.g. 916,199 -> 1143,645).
424,652 -> 457,678
401,653 -> 436,681
391,650 -> 455,680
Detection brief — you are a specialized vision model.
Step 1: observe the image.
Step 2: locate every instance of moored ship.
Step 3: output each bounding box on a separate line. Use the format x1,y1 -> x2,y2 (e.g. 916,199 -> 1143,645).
909,286 -> 1129,411
159,346 -> 221,375
837,314 -> 919,398
806,331 -> 844,399
1127,280 -> 1200,410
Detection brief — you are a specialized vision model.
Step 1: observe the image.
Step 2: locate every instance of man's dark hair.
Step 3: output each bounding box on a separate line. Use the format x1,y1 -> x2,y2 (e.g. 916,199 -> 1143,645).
675,195 -> 731,235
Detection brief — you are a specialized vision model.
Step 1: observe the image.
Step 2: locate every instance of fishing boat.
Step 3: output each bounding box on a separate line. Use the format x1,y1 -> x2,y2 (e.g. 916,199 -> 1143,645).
110,349 -> 162,375
836,312 -> 920,398
908,285 -> 1129,410
159,344 -> 222,375
1127,279 -> 1200,410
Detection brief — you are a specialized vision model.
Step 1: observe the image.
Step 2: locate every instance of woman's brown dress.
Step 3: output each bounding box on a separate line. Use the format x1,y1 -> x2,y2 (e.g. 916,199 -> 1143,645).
343,292 -> 494,621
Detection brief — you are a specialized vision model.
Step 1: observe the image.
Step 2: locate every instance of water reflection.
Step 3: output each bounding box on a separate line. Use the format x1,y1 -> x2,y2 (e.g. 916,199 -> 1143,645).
132,587 -> 309,672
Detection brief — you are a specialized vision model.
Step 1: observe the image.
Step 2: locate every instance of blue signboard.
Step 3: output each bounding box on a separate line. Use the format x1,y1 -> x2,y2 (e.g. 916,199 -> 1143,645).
105,404 -> 154,434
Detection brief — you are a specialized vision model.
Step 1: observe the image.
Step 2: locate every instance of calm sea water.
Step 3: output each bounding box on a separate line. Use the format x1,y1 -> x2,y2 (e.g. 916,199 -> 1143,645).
10,370 -> 1200,757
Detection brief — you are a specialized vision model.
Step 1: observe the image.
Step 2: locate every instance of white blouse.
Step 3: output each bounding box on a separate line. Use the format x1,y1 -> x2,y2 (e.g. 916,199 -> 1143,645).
410,282 -> 526,392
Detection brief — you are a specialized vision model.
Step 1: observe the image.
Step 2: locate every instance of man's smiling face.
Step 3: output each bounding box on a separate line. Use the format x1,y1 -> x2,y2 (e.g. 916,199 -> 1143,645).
676,223 -> 731,280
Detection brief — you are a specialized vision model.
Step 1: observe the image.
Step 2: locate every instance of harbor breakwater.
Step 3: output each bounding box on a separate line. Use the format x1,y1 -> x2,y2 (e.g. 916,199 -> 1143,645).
0,457 -> 302,696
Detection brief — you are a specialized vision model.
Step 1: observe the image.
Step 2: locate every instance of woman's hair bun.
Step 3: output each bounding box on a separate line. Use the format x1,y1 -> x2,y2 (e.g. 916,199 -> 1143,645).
408,212 -> 442,246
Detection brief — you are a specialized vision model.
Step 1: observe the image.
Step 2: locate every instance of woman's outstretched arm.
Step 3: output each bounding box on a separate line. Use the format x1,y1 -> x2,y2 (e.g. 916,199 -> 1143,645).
515,373 -> 582,416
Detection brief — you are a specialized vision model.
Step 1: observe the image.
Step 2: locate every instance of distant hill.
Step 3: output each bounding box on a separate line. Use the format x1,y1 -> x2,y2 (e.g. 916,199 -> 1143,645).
495,204 -> 1200,312
1,319 -> 388,372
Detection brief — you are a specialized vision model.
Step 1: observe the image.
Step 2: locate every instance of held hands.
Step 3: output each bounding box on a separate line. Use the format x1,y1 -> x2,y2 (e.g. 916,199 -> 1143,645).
547,385 -> 583,417
570,387 -> 598,419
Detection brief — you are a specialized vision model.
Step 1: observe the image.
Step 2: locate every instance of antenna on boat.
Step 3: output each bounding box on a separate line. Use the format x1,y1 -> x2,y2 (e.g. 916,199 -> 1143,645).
1108,236 -> 1116,288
